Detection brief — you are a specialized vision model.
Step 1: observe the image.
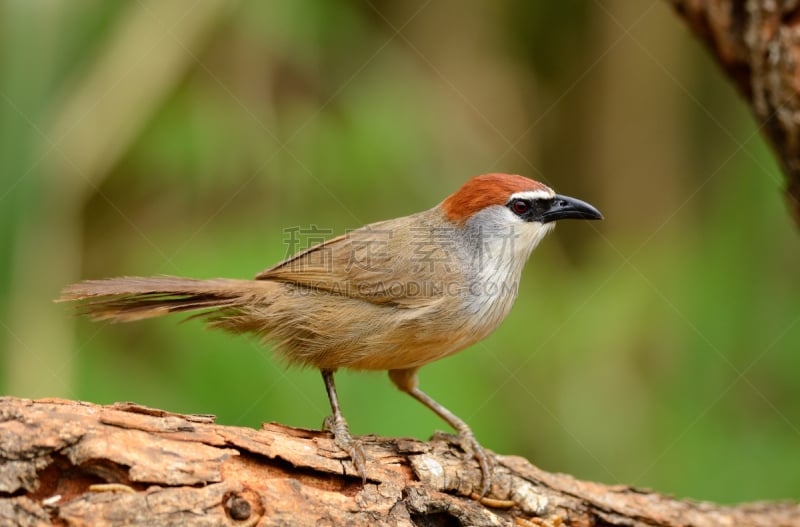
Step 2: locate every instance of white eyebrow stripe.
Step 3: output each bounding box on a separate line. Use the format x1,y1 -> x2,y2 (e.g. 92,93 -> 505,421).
509,189 -> 554,202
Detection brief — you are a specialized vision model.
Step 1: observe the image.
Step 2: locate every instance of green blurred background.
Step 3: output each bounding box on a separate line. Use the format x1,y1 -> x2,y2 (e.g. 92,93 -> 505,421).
1,0 -> 798,504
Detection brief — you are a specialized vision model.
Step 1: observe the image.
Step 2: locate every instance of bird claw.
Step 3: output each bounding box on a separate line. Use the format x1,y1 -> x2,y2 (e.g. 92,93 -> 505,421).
456,430 -> 493,498
322,414 -> 367,483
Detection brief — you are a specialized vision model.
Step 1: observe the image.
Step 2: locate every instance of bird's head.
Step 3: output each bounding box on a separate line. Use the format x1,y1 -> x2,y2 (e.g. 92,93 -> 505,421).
440,173 -> 603,261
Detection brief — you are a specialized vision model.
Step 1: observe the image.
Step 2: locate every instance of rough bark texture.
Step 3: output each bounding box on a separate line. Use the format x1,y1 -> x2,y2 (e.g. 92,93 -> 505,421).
0,397 -> 797,527
668,0 -> 800,226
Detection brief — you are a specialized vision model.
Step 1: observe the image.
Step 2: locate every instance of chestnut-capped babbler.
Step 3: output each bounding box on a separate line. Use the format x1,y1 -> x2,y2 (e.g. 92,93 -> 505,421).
59,173 -> 603,496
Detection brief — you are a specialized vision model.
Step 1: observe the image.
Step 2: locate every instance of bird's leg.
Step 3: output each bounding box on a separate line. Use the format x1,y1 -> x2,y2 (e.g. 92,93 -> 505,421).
321,369 -> 367,483
389,368 -> 493,497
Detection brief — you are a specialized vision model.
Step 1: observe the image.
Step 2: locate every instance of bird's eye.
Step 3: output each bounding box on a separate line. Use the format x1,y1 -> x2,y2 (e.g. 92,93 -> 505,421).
510,199 -> 530,215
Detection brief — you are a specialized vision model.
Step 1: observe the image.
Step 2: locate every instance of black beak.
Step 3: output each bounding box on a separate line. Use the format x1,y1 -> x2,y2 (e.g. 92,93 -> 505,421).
538,194 -> 603,223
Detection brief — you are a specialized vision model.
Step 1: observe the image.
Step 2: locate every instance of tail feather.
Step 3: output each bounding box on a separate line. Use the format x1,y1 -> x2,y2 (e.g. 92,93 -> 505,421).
58,276 -> 265,322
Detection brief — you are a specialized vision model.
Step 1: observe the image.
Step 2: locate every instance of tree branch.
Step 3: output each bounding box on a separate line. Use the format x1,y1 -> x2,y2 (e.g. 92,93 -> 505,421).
0,397 -> 797,526
668,0 -> 800,226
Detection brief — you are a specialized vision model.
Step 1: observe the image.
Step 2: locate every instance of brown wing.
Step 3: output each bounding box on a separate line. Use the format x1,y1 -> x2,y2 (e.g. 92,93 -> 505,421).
255,210 -> 466,308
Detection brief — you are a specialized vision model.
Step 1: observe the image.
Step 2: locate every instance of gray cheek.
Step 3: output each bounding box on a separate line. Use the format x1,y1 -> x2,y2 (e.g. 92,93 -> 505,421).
465,205 -> 518,226
462,206 -> 524,243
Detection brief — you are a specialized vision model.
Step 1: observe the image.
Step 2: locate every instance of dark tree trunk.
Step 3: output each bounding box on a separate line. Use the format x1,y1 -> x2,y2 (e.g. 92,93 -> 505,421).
668,0 -> 800,226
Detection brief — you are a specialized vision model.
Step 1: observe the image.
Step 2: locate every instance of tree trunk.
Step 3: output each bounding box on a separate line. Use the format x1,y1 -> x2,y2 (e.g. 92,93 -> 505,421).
0,397 -> 797,527
667,0 -> 800,226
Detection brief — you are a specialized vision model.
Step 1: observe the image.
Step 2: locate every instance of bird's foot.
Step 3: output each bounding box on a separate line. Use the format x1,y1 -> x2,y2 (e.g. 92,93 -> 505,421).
322,415 -> 367,483
455,429 -> 493,498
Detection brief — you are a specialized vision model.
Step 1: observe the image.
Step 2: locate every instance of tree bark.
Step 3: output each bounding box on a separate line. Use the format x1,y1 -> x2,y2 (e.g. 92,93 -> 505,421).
0,397 -> 797,527
667,0 -> 800,226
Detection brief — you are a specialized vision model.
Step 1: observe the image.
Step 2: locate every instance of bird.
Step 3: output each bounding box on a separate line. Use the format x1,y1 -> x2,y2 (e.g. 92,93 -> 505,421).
59,173 -> 602,497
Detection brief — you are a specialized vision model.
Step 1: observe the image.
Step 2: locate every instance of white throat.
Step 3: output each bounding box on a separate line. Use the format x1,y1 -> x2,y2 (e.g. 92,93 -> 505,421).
459,206 -> 554,325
